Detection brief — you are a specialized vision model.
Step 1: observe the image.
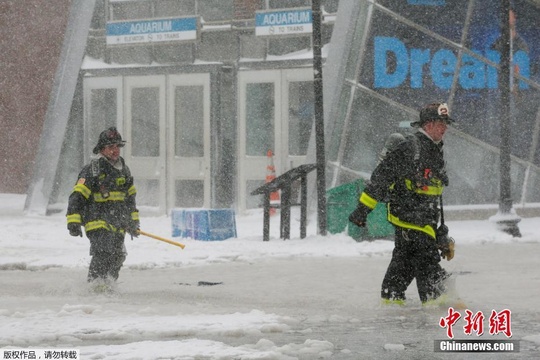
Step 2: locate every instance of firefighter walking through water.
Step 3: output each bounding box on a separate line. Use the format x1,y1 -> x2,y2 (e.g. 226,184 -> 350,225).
349,103 -> 456,305
66,127 -> 140,283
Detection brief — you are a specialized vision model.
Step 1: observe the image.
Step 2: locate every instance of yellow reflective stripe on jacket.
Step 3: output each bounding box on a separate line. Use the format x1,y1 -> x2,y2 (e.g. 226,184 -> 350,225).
404,179 -> 444,196
84,220 -> 110,232
93,191 -> 126,202
387,208 -> 436,239
73,183 -> 91,199
131,211 -> 140,221
359,192 -> 378,210
66,213 -> 82,224
128,185 -> 137,196
84,220 -> 125,234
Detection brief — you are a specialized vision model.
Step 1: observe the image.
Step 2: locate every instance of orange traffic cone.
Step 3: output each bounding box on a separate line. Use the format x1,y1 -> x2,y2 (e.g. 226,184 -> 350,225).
266,150 -> 280,216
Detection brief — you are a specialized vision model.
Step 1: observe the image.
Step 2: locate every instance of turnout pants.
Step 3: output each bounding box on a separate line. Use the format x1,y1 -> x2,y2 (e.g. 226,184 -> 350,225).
87,229 -> 127,282
381,227 -> 448,303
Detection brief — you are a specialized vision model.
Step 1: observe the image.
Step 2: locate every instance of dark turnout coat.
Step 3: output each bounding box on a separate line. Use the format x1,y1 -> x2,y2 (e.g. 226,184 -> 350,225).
66,156 -> 139,235
358,131 -> 448,239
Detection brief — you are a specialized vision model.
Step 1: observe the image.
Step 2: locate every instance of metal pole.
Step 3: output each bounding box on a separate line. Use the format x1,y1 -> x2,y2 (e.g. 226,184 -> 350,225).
311,0 -> 327,235
495,0 -> 521,237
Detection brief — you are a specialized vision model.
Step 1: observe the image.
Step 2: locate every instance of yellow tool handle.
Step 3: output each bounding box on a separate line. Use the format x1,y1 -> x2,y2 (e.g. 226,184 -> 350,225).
138,230 -> 186,249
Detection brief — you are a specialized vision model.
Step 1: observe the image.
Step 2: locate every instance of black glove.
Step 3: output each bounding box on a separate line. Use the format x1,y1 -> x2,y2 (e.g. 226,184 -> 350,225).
436,224 -> 455,261
349,206 -> 371,227
436,224 -> 449,238
126,221 -> 140,238
68,223 -> 83,237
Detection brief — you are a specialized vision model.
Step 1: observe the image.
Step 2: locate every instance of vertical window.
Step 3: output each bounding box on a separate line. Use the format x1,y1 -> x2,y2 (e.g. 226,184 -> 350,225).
175,180 -> 204,207
246,180 -> 266,209
131,87 -> 160,157
288,81 -> 314,156
246,83 -> 275,156
174,85 -> 204,157
136,179 -> 160,207
89,88 -> 117,148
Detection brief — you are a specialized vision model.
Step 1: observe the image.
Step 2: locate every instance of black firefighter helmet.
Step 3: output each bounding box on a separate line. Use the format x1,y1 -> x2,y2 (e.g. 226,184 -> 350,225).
93,127 -> 126,154
411,103 -> 455,128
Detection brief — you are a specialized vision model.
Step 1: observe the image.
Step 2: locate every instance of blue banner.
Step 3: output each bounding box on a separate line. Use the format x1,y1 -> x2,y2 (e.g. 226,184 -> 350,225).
106,17 -> 199,45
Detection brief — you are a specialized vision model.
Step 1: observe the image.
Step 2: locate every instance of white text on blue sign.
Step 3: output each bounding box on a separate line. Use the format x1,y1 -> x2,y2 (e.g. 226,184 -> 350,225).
255,9 -> 312,37
106,17 -> 198,45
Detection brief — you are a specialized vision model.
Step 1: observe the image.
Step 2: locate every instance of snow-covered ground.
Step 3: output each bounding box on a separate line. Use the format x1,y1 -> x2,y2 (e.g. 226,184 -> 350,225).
1,193 -> 539,359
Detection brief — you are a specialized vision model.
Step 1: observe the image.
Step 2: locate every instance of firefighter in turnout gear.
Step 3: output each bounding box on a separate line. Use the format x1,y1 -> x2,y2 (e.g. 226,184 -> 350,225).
66,127 -> 140,283
349,103 -> 455,305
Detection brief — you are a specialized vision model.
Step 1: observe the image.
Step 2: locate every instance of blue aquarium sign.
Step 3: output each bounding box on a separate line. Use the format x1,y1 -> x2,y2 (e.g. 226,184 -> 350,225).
106,17 -> 199,45
255,8 -> 312,37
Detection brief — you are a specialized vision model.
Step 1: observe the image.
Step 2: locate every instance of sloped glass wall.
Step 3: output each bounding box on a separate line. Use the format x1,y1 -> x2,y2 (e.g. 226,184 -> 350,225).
326,0 -> 540,206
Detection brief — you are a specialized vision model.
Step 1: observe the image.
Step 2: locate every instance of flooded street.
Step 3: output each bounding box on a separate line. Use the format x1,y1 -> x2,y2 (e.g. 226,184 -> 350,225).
2,243 -> 539,359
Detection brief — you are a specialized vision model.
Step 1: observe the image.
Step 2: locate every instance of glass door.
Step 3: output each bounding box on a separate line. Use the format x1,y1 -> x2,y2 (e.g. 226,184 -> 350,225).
238,68 -> 314,212
238,70 -> 281,212
167,74 -> 211,209
283,68 -> 315,169
124,76 -> 167,214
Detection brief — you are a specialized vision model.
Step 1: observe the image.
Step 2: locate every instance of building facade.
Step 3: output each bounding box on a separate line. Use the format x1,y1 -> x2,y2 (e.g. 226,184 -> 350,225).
19,0 -> 540,219
323,0 -> 540,211
26,0 -> 338,215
